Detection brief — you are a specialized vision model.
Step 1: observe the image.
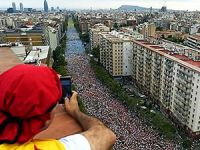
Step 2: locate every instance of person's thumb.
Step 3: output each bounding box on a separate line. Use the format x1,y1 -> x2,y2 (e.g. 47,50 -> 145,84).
65,97 -> 70,106
71,91 -> 78,100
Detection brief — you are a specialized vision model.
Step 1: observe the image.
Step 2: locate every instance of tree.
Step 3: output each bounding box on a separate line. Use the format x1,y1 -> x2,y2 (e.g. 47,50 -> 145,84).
113,23 -> 119,30
91,46 -> 100,61
80,32 -> 90,43
156,27 -> 164,31
182,139 -> 192,149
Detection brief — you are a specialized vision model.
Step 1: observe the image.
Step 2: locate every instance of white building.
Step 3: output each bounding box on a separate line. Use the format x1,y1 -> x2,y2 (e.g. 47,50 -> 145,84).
185,34 -> 200,50
190,24 -> 200,35
132,39 -> 200,137
120,27 -> 144,40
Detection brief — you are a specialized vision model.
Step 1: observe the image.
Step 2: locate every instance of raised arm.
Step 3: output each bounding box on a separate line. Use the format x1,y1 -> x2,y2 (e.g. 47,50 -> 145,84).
65,91 -> 116,150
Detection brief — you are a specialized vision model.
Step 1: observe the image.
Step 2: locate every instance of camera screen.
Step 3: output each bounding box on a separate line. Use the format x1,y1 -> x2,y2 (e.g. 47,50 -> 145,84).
61,78 -> 72,98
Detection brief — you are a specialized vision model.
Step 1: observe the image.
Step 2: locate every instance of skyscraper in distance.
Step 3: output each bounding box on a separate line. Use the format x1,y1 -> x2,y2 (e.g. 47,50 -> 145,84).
12,2 -> 16,12
44,0 -> 48,13
20,2 -> 23,12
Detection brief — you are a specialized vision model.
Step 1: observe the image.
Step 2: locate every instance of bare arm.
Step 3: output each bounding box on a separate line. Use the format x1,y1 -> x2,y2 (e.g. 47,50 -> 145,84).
65,91 -> 116,150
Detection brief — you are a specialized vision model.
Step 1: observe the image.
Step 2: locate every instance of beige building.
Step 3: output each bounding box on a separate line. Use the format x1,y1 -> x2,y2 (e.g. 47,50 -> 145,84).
136,23 -> 156,39
99,31 -> 133,77
89,24 -> 110,50
5,32 -> 44,46
132,39 -> 200,138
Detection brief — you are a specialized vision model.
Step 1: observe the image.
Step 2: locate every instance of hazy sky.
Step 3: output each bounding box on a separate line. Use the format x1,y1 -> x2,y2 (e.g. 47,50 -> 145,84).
0,0 -> 200,11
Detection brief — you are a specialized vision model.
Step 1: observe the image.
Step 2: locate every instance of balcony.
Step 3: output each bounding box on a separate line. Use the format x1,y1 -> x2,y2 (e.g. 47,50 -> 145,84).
175,83 -> 192,94
175,94 -> 190,107
164,70 -> 173,76
165,60 -> 174,67
164,76 -> 173,82
165,65 -> 173,72
177,74 -> 192,83
178,69 -> 193,78
174,100 -> 190,115
173,108 -> 188,124
176,79 -> 192,89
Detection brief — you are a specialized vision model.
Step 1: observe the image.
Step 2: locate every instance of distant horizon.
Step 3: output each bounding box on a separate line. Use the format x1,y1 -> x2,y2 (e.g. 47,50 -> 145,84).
0,0 -> 200,11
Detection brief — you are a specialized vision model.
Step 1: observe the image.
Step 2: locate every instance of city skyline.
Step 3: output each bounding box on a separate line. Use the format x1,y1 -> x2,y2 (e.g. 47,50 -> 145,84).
0,0 -> 200,11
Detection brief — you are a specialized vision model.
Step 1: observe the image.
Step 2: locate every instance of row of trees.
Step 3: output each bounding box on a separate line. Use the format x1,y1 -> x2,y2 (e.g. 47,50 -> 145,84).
52,35 -> 68,76
72,16 -> 90,43
89,58 -> 192,149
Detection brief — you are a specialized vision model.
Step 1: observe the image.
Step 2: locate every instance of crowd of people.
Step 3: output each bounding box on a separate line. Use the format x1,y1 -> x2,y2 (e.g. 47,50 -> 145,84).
66,23 -> 180,149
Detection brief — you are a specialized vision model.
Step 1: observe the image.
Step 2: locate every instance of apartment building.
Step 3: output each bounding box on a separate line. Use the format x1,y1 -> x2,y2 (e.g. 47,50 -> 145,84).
185,34 -> 200,50
132,40 -> 200,138
89,24 -> 110,50
120,27 -> 144,40
99,32 -> 133,77
136,22 -> 156,39
5,32 -> 45,46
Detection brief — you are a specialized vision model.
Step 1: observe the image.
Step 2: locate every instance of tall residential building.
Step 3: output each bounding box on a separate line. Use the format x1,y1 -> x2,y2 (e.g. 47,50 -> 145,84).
185,34 -> 200,50
12,2 -> 16,12
89,24 -> 110,50
20,2 -> 23,12
136,22 -> 156,39
99,31 -> 133,77
132,40 -> 200,138
44,0 -> 48,13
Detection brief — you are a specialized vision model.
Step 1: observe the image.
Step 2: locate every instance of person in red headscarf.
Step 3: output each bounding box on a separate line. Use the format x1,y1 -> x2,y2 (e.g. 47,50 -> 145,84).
0,64 -> 116,150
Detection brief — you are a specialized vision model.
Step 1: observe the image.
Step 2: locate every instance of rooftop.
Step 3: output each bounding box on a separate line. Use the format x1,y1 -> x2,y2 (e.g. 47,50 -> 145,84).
0,47 -> 22,74
136,40 -> 200,69
190,34 -> 200,41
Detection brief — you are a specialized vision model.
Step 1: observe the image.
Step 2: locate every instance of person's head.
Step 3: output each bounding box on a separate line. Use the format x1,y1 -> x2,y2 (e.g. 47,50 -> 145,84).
0,64 -> 62,144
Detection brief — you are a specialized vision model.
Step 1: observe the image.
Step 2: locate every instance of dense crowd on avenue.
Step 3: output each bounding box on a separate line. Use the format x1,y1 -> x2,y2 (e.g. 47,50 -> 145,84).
66,24 -> 180,150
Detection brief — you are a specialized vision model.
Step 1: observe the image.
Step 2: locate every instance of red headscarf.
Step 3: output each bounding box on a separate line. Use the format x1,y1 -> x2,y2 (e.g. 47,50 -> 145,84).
0,64 -> 62,144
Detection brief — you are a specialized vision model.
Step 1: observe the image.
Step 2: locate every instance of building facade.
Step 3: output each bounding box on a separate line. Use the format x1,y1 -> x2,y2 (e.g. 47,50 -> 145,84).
136,22 -> 156,39
99,32 -> 133,77
132,39 -> 200,138
185,34 -> 200,50
89,24 -> 110,50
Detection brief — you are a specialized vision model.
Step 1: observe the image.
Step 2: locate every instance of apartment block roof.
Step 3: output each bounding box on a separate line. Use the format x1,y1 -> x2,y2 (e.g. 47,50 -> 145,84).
135,40 -> 200,72
0,47 -> 22,74
189,34 -> 200,41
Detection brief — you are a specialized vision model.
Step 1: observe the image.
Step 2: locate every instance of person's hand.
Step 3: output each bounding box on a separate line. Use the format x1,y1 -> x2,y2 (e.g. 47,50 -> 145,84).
65,91 -> 80,118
